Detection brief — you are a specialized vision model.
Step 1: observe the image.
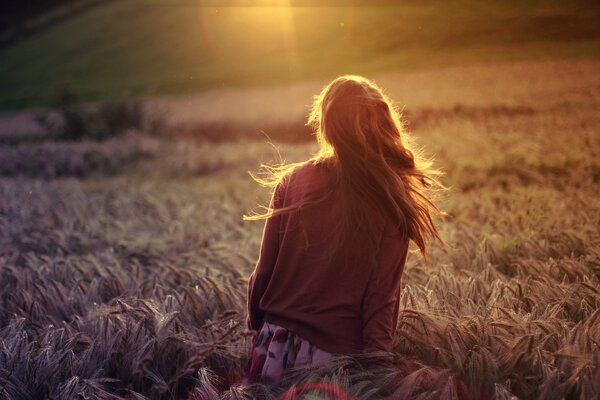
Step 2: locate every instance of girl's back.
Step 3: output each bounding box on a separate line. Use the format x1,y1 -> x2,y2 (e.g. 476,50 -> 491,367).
247,161 -> 409,355
245,74 -> 443,383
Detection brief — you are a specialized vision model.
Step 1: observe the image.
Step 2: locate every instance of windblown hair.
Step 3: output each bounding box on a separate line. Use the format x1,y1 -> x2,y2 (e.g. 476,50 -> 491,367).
245,75 -> 444,257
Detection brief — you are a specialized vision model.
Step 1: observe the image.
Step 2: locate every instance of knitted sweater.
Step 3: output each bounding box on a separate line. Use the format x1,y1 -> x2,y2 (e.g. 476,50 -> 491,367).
246,161 -> 409,354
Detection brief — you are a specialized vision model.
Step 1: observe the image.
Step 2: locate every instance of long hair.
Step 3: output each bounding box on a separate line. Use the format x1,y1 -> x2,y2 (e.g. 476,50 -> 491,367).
245,75 -> 444,258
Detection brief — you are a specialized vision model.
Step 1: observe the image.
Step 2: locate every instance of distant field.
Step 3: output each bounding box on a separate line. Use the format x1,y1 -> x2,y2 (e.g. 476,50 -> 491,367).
0,60 -> 598,399
0,0 -> 599,110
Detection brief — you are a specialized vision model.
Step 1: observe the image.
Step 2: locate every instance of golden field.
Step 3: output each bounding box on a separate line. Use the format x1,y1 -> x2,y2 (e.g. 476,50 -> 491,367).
0,59 -> 598,399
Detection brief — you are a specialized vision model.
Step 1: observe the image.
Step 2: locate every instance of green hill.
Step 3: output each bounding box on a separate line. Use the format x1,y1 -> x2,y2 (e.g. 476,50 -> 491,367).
0,0 -> 599,110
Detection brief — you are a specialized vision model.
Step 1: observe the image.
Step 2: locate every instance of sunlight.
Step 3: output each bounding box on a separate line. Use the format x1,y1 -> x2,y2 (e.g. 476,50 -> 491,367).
198,2 -> 300,79
4,2 -> 597,398
239,1 -> 299,78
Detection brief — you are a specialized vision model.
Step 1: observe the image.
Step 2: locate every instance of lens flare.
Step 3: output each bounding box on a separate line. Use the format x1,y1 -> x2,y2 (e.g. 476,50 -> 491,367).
279,382 -> 349,400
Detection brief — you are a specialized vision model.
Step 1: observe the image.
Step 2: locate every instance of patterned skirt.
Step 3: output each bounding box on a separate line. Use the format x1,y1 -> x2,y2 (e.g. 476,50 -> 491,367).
246,321 -> 333,383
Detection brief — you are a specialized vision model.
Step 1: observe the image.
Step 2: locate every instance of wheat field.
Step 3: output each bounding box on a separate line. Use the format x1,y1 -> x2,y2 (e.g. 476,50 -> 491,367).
0,60 -> 598,399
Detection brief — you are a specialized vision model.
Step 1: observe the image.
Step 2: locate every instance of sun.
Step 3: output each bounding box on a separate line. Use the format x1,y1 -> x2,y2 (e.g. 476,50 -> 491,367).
198,1 -> 299,77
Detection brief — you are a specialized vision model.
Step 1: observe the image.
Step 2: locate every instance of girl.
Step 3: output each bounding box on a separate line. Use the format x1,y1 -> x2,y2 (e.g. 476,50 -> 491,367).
244,75 -> 443,383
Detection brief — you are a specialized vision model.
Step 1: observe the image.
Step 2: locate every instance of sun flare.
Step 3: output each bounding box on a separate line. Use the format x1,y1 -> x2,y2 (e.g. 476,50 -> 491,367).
198,2 -> 300,78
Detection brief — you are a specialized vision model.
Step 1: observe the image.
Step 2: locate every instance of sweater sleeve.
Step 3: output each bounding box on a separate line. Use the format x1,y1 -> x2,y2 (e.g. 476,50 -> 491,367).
246,179 -> 286,331
361,222 -> 409,353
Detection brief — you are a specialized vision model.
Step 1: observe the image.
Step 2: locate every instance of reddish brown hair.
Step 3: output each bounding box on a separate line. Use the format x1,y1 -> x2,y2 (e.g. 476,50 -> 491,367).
245,75 -> 444,257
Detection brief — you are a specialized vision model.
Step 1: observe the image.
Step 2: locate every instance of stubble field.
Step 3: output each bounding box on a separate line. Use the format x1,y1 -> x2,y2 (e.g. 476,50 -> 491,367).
0,59 -> 599,399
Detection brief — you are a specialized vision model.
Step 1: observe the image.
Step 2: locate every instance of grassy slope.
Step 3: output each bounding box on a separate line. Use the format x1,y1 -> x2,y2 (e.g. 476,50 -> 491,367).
0,0 -> 599,109
0,60 -> 598,399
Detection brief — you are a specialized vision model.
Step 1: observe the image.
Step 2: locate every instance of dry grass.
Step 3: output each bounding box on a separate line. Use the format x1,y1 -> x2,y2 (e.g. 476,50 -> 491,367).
0,60 -> 598,399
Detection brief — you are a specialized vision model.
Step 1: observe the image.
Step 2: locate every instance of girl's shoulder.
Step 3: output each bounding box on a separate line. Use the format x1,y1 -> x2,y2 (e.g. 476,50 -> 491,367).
290,160 -> 331,185
276,160 -> 332,202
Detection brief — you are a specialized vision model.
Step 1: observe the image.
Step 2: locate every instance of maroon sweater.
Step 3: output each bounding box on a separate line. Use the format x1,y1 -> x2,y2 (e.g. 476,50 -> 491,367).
246,161 -> 409,355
